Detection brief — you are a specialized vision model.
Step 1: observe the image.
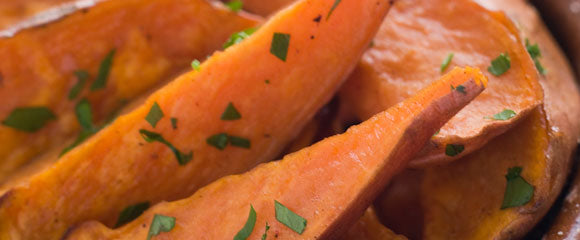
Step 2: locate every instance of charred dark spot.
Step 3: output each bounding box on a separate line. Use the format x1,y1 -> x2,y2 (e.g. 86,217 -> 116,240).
310,35 -> 315,39
81,8 -> 89,14
264,134 -> 271,138
313,15 -> 322,23
142,224 -> 147,228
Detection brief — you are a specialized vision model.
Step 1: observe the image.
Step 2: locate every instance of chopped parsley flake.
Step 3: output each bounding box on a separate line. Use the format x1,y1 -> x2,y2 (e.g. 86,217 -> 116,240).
221,102 -> 242,120
2,107 -> 56,132
501,167 -> 534,209
525,39 -> 547,75
488,53 -> 511,76
229,135 -> 251,149
225,0 -> 243,12
261,222 -> 270,240
445,144 -> 464,157
234,205 -> 257,240
270,33 -> 290,62
147,214 -> 176,240
60,99 -> 99,156
75,99 -> 95,132
207,133 -> 251,150
69,70 -> 89,100
115,202 -> 150,228
275,200 -> 306,234
265,80 -> 270,84
91,49 -> 116,91
440,53 -> 454,73
171,118 -> 178,130
326,0 -> 342,20
191,59 -> 201,71
487,109 -> 516,121
140,129 -> 193,165
450,84 -> 466,94
145,102 -> 164,128
223,28 -> 257,49
207,133 -> 229,150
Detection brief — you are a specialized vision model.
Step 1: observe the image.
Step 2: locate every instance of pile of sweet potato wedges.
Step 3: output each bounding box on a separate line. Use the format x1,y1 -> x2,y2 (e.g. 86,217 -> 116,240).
0,0 -> 579,239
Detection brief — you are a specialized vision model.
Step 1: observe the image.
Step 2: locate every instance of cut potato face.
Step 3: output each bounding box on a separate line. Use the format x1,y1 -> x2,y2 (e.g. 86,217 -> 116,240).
64,67 -> 485,240
0,0 -> 392,238
223,0 -> 294,16
0,0 -> 260,182
339,0 -> 543,167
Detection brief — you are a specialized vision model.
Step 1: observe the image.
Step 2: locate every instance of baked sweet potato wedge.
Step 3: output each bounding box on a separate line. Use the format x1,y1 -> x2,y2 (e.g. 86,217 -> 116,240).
63,67 -> 487,240
339,0 -> 543,167
469,0 -> 580,238
0,0 -> 392,238
0,0 -> 261,181
376,108 -> 560,239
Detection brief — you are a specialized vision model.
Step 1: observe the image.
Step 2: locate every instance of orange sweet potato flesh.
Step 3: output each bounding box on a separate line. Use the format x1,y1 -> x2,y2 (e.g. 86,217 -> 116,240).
342,208 -> 408,240
0,0 -> 392,238
227,0 -> 294,16
64,67 -> 487,240
0,0 -> 260,181
338,0 -> 543,167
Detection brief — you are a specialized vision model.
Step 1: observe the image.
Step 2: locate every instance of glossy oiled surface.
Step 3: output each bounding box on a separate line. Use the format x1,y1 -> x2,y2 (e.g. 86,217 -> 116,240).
0,0 -> 391,239
339,0 -> 543,167
64,68 -> 486,240
0,0 -> 260,182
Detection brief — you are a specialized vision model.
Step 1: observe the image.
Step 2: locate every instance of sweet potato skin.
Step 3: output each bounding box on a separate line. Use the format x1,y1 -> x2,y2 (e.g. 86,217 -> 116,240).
64,67 -> 486,240
338,0 -> 543,167
0,0 -> 260,181
0,0 -> 391,239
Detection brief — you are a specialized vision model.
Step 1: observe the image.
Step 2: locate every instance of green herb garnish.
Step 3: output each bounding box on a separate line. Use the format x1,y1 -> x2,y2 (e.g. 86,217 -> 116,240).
261,222 -> 270,240
61,99 -> 100,156
140,129 -> 193,165
171,118 -> 178,130
487,109 -> 516,121
115,202 -> 150,228
326,0 -> 342,20
221,102 -> 241,120
525,39 -> 547,75
223,28 -> 257,49
191,59 -> 201,71
265,80 -> 270,84
270,33 -> 290,62
488,52 -> 511,76
91,49 -> 116,91
147,214 -> 176,240
445,144 -> 464,157
440,53 -> 454,73
234,205 -> 257,240
450,84 -> 466,94
274,200 -> 307,234
501,167 -> 534,209
2,107 -> 56,132
75,99 -> 95,131
146,102 -> 164,128
69,70 -> 89,100
225,0 -> 243,12
229,135 -> 251,149
207,133 -> 251,150
207,133 -> 229,150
